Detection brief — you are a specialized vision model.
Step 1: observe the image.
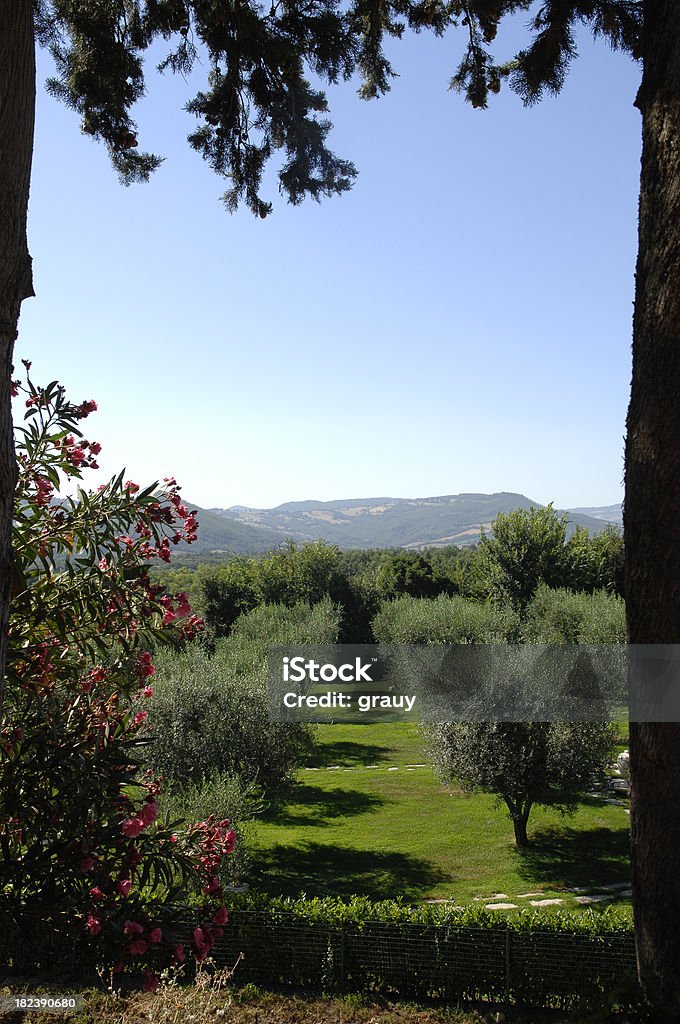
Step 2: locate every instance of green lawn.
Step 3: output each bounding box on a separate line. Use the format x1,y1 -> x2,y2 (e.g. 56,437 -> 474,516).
249,723 -> 631,909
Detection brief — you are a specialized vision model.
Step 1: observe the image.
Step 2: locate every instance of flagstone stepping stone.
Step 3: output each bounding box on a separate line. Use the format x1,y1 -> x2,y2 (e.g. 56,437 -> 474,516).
575,894 -> 614,904
565,887 -> 591,894
600,882 -> 632,891
516,892 -> 545,898
529,898 -> 564,907
485,903 -> 517,910
388,767 -> 399,771
405,764 -> 427,768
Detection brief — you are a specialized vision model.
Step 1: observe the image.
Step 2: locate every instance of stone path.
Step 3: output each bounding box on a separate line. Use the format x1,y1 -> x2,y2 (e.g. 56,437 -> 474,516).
467,881 -> 632,911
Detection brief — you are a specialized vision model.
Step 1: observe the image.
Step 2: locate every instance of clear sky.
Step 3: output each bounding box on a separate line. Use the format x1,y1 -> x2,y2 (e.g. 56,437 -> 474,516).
18,14 -> 641,511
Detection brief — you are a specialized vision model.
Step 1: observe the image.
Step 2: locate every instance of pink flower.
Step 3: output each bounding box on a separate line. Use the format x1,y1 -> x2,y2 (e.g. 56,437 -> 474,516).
117,879 -> 132,897
212,906 -> 229,926
143,970 -> 160,993
139,801 -> 157,827
80,857 -> 94,873
89,886 -> 104,901
122,816 -> 144,838
135,655 -> 152,679
85,915 -> 101,936
75,399 -> 97,418
142,685 -> 154,698
129,939 -> 148,956
132,710 -> 148,727
123,919 -> 144,937
203,875 -> 220,894
192,924 -> 213,961
149,927 -> 162,943
174,944 -> 185,963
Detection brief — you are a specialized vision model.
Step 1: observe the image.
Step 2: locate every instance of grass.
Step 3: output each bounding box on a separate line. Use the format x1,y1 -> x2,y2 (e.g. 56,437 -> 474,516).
0,974 -> 582,1024
249,723 -> 631,909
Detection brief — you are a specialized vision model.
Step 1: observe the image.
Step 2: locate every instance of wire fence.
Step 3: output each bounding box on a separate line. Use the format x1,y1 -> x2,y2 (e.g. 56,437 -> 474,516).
205,910 -> 637,1011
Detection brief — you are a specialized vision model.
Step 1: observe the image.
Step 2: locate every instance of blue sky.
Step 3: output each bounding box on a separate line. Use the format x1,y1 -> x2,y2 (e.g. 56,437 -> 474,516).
18,14 -> 641,511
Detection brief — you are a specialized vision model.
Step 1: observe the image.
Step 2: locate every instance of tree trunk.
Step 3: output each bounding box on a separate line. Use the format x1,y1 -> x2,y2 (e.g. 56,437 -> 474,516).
0,0 -> 36,717
507,799 -> 531,848
625,0 -> 680,1009
512,815 -> 529,849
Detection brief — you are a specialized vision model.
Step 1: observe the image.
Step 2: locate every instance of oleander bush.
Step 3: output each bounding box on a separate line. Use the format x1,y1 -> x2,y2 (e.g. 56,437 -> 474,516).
0,365 -> 234,986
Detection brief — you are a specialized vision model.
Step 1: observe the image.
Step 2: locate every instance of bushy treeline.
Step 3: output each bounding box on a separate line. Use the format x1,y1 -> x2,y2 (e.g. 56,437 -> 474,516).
374,585 -> 626,645
156,508 -> 623,646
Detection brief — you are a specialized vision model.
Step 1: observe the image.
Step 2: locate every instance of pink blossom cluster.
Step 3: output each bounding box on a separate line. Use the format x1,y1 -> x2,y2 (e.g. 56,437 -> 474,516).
7,365 -> 230,991
61,433 -> 101,471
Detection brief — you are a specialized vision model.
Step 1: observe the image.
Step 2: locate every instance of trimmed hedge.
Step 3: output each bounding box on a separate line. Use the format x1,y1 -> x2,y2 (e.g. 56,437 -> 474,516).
201,894 -> 636,1011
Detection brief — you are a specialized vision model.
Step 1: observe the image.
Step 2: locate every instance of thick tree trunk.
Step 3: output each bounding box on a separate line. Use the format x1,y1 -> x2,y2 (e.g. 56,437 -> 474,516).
625,0 -> 680,1009
0,0 -> 36,716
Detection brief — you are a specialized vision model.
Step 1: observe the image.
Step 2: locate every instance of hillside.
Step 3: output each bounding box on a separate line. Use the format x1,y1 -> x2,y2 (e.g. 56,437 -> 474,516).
174,503 -> 285,555
570,503 -> 623,527
199,492 -> 619,551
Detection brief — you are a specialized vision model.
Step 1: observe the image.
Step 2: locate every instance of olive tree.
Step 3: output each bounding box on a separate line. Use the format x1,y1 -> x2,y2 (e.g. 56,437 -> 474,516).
425,720 -> 615,848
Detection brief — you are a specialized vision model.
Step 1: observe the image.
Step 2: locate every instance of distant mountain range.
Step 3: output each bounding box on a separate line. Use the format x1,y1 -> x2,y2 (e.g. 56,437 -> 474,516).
569,503 -> 623,527
173,492 -> 622,555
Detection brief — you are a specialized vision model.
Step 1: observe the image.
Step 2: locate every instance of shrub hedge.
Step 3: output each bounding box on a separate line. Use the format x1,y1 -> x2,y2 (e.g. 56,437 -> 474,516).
193,893 -> 636,1011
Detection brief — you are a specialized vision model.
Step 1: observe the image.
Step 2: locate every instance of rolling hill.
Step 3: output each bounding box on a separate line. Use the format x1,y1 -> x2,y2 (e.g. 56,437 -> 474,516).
192,492 -> 621,552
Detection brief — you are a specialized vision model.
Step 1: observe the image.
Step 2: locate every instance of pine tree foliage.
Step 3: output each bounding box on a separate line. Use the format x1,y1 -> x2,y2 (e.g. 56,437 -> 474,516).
32,0 -> 641,215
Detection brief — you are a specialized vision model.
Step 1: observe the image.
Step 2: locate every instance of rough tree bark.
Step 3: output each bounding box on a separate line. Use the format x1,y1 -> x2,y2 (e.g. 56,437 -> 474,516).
625,0 -> 680,1009
0,0 -> 36,717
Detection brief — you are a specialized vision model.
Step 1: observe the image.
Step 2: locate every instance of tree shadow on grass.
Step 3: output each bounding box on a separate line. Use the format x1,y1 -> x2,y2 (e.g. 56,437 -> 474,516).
263,783 -> 386,827
305,740 -> 394,768
518,824 -> 631,891
251,841 -> 454,900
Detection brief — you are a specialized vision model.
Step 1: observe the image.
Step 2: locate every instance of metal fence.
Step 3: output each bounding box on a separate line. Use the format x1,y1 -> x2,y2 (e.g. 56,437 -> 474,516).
206,910 -> 637,1011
